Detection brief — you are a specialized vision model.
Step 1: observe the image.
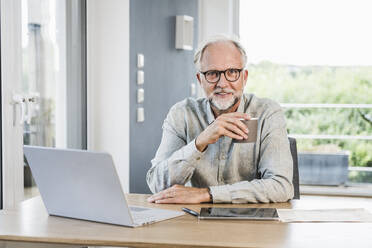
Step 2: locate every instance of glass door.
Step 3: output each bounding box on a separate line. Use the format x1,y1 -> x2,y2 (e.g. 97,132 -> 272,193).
21,0 -> 86,200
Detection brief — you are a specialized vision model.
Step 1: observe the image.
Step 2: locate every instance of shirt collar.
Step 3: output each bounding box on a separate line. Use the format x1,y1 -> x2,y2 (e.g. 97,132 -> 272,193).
237,94 -> 246,113
206,100 -> 215,125
206,94 -> 247,125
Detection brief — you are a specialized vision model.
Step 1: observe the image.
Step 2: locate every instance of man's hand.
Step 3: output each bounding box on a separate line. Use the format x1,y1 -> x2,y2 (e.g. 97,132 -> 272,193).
147,185 -> 211,204
195,112 -> 250,152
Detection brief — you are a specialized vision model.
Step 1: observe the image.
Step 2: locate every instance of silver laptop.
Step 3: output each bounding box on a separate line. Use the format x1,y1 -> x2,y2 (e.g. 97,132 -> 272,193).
23,145 -> 184,227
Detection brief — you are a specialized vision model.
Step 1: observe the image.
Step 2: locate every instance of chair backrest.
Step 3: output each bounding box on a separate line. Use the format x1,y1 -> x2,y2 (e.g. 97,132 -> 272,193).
288,137 -> 300,199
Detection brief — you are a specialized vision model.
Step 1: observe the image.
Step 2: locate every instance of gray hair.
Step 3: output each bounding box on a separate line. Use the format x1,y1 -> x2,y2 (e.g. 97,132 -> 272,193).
193,34 -> 247,71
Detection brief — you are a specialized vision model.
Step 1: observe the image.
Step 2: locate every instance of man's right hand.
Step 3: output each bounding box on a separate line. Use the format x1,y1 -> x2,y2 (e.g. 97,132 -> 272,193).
195,112 -> 250,152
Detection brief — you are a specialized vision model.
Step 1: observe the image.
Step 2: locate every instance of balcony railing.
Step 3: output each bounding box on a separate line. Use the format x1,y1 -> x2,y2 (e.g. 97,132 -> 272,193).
281,103 -> 372,185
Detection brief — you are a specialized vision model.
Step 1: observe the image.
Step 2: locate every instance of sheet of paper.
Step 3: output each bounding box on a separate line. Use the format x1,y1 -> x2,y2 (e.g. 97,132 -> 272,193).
277,208 -> 372,223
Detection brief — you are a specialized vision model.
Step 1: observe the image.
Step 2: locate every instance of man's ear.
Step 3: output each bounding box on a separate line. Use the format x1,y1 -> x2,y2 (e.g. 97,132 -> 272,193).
243,69 -> 248,86
196,73 -> 202,85
243,69 -> 248,80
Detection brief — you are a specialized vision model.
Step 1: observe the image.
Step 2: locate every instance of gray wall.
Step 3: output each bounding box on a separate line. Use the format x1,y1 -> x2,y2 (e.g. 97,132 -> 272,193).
130,0 -> 198,193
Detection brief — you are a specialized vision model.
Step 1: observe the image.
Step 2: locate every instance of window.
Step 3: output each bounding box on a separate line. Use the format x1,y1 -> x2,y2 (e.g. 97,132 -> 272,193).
239,0 -> 372,191
21,0 -> 86,199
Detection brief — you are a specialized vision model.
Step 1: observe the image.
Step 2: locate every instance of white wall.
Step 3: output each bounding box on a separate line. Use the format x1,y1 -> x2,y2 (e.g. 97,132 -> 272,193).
196,0 -> 239,97
198,0 -> 239,42
86,0 -> 130,192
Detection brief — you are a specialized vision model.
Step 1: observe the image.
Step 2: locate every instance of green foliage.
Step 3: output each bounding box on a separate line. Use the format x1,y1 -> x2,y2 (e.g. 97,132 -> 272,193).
245,62 -> 372,167
348,170 -> 372,183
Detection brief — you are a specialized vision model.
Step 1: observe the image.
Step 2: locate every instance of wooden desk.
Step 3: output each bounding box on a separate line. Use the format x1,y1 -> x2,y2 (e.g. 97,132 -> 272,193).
0,194 -> 372,248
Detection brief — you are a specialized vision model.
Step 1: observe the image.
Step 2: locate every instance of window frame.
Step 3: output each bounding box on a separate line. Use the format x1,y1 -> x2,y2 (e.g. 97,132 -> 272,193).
237,0 -> 372,197
1,0 -> 24,209
66,0 -> 87,149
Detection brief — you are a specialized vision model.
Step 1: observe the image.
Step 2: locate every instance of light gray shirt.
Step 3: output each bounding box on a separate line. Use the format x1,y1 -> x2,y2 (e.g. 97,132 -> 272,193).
146,93 -> 294,203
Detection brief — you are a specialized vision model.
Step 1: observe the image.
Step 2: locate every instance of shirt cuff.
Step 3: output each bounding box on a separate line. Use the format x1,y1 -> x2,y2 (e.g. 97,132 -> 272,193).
181,138 -> 205,167
209,185 -> 232,203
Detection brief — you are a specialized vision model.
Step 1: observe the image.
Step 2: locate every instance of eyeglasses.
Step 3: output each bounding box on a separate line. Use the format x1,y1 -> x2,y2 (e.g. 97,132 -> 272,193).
200,68 -> 243,84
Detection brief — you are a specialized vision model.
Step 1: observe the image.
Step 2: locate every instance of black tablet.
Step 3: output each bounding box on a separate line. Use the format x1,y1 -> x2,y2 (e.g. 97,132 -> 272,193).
199,208 -> 279,220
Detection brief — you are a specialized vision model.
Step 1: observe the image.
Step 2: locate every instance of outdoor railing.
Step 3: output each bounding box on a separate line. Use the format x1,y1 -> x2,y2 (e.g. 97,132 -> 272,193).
281,103 -> 372,184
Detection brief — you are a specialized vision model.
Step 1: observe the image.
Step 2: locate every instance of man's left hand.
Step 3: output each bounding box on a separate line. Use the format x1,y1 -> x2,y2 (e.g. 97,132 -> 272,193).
147,184 -> 211,204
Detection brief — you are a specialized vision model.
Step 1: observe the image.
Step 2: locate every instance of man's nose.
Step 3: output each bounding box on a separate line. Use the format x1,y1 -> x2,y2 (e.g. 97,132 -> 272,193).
216,73 -> 229,88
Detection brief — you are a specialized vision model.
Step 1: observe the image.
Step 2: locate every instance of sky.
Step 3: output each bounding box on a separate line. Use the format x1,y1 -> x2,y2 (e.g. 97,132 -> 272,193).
239,0 -> 372,66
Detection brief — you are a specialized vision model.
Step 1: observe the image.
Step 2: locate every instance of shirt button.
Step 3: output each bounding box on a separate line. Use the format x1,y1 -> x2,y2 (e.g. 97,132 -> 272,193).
196,157 -> 201,160
221,155 -> 226,160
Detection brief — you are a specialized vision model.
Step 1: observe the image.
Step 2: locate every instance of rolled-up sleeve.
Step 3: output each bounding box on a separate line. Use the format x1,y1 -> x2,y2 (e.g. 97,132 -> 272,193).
146,108 -> 205,193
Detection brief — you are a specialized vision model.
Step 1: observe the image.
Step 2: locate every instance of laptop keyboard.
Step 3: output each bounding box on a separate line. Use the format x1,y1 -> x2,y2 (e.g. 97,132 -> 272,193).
129,206 -> 158,224
130,206 -> 148,212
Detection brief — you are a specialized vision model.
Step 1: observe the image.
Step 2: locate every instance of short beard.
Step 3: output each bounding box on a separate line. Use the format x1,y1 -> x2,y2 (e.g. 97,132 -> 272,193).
208,90 -> 241,114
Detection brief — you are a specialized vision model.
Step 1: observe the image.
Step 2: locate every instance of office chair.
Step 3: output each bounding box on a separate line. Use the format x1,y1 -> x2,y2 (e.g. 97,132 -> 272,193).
288,137 -> 300,199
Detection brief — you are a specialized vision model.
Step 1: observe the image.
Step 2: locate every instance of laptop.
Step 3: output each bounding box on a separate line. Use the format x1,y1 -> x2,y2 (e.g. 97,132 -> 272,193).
23,145 -> 184,227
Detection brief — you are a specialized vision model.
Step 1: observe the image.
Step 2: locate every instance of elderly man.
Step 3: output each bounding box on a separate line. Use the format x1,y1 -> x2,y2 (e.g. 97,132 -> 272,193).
146,35 -> 294,204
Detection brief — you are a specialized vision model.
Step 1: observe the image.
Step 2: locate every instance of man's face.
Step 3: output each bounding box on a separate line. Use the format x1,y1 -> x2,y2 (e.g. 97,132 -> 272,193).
197,42 -> 248,112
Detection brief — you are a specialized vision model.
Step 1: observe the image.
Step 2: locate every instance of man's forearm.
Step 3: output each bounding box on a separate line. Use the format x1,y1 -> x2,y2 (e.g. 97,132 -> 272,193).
147,138 -> 204,193
209,176 -> 294,203
147,185 -> 212,204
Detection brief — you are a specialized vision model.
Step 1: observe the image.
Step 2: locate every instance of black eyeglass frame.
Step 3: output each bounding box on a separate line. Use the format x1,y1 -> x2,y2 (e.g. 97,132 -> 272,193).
199,68 -> 244,84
